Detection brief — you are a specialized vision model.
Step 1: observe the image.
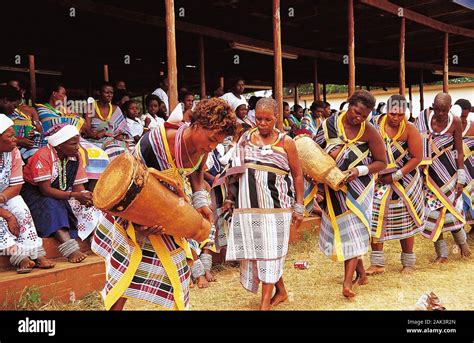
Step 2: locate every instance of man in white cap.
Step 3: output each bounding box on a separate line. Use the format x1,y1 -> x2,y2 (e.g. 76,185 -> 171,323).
0,114 -> 55,273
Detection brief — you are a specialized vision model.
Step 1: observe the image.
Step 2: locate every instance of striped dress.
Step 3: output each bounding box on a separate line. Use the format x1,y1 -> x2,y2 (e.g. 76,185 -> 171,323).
92,123 -> 196,310
223,128 -> 294,293
415,109 -> 465,241
314,112 -> 374,262
371,115 -> 424,242
87,104 -> 132,161
462,122 -> 474,224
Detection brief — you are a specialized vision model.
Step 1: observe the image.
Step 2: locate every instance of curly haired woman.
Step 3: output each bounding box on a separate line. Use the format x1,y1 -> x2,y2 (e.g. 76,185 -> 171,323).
92,98 -> 238,311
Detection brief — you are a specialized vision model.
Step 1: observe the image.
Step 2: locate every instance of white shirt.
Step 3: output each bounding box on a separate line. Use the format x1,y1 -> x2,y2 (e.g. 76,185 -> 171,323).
152,88 -> 169,114
126,118 -> 144,138
140,113 -> 165,129
220,92 -> 247,108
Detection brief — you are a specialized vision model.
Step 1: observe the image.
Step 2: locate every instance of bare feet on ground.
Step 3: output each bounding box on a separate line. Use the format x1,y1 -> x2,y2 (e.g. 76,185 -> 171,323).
400,266 -> 415,275
205,270 -> 216,282
197,275 -> 209,288
459,243 -> 471,257
433,256 -> 448,264
270,290 -> 288,307
365,265 -> 385,276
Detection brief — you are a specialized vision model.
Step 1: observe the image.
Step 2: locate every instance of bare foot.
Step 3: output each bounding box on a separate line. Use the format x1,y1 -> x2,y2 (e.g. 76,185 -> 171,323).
197,275 -> 209,288
434,256 -> 448,264
459,243 -> 472,257
270,290 -> 288,307
17,257 -> 35,273
342,287 -> 356,298
400,266 -> 415,275
467,229 -> 474,241
68,250 -> 87,263
189,278 -> 195,288
35,256 -> 55,269
365,265 -> 385,276
205,270 -> 216,282
259,302 -> 272,311
352,273 -> 369,286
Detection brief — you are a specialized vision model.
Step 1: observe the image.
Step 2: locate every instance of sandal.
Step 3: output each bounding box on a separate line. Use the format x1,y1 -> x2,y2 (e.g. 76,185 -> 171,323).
16,266 -> 33,274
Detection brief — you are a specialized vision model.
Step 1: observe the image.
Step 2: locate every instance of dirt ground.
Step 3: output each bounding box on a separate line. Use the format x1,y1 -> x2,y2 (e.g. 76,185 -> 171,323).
121,233 -> 474,311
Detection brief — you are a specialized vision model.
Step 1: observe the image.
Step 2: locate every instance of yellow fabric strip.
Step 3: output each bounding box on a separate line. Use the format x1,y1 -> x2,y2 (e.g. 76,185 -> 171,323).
94,101 -> 113,122
432,207 -> 447,242
423,168 -> 465,224
304,186 -> 319,208
392,181 -> 423,226
149,235 -> 186,311
374,188 -> 391,238
324,184 -> 344,262
104,222 -> 143,310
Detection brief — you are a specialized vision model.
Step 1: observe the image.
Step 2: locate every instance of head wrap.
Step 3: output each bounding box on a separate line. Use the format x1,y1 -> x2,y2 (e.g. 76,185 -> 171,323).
228,97 -> 248,112
46,124 -> 79,147
0,113 -> 14,135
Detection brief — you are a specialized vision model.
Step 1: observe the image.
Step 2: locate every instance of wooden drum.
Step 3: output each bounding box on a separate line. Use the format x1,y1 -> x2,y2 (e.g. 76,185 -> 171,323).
93,153 -> 211,242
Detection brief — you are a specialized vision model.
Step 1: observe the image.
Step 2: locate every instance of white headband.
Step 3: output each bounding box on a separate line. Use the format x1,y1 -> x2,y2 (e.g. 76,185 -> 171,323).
47,125 -> 79,147
0,113 -> 14,134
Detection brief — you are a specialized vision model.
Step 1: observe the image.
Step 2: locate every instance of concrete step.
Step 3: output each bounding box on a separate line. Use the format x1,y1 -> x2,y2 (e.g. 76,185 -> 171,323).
0,238 -> 92,270
0,255 -> 105,309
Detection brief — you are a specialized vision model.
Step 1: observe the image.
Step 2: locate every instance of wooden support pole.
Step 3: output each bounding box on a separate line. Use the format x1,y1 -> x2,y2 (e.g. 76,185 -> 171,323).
103,64 -> 109,82
443,32 -> 449,93
347,0 -> 356,97
165,0 -> 178,112
408,83 -> 413,115
294,85 -> 299,106
323,83 -> 327,102
28,55 -> 37,104
419,70 -> 424,110
313,59 -> 320,101
219,77 -> 224,90
199,36 -> 206,99
399,17 -> 406,96
273,0 -> 284,130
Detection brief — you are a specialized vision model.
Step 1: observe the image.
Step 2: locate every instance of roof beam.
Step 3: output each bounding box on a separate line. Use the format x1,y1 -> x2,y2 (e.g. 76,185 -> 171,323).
51,0 -> 474,75
359,0 -> 474,38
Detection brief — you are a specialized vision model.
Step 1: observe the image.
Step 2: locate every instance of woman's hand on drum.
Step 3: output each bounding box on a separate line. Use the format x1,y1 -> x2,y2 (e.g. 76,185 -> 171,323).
72,191 -> 93,206
135,224 -> 166,237
344,168 -> 359,183
197,206 -> 214,224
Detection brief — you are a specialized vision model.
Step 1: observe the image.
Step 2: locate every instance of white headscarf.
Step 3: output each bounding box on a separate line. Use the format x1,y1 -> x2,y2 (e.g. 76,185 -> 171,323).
229,97 -> 247,112
47,125 -> 79,147
0,113 -> 14,135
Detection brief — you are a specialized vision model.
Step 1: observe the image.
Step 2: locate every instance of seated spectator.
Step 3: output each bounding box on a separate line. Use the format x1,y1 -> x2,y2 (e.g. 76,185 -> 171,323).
140,94 -> 166,130
122,100 -> 143,143
22,125 -> 102,263
0,114 -> 54,273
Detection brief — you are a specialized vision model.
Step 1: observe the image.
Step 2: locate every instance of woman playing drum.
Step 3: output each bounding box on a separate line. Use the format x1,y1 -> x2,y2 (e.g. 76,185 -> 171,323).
92,98 -> 238,311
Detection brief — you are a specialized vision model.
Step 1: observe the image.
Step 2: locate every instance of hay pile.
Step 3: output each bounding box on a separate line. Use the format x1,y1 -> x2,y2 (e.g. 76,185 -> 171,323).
124,233 -> 474,311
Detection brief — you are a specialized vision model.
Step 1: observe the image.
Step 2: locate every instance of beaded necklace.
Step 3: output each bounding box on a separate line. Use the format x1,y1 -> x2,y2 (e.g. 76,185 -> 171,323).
57,158 -> 68,191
